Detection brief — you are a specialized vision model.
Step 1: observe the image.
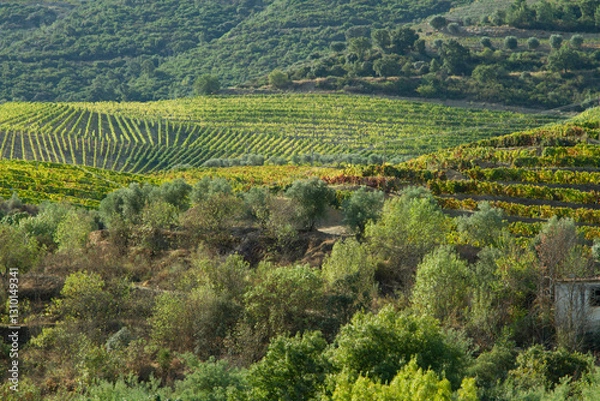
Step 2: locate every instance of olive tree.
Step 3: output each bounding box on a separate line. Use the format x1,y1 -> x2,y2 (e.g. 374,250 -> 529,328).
330,305 -> 471,389
285,178 -> 334,230
412,246 -> 472,325
364,187 -> 447,291
341,187 -> 384,237
248,331 -> 331,401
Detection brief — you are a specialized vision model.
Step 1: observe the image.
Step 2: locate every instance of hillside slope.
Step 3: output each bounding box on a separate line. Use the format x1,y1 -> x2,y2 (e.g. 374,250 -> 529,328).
0,95 -> 559,173
327,107 -> 600,239
0,0 -> 464,102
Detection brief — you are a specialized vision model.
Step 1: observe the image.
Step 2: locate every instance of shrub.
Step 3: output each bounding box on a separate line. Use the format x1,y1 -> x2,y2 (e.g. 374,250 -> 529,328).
321,238 -> 376,316
194,74 -> 220,95
99,183 -> 150,226
330,359 -> 478,401
364,187 -> 447,290
570,34 -> 584,49
480,36 -> 493,48
237,264 -> 325,360
50,271 -> 118,335
268,69 -> 291,89
19,202 -> 71,249
150,285 -> 241,357
330,41 -> 346,52
190,177 -> 232,204
285,178 -> 334,230
429,15 -> 447,30
447,22 -> 461,35
54,209 -> 97,252
150,179 -> 192,211
456,201 -> 506,246
507,345 -> 594,391
0,223 -> 39,289
341,187 -> 384,236
248,331 -> 331,401
174,355 -> 248,401
527,36 -> 540,50
550,34 -> 563,49
330,305 -> 471,389
412,246 -> 472,325
504,36 -> 518,50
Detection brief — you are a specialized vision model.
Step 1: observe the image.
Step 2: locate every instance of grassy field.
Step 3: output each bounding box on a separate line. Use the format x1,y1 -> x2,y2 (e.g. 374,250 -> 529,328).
0,94 -> 560,173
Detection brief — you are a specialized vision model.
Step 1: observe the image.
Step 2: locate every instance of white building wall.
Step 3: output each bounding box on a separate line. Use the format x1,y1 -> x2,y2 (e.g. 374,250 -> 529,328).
555,282 -> 600,334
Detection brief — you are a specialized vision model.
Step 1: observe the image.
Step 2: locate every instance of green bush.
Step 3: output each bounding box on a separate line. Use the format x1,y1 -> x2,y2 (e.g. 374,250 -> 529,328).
429,15 -> 447,30
194,74 -> 220,95
330,359 -> 478,401
447,22 -> 461,35
412,246 -> 472,325
504,36 -> 518,50
248,331 -> 331,401
330,305 -> 471,389
570,35 -> 584,49
268,69 -> 291,89
507,345 -> 594,391
341,187 -> 384,236
480,36 -> 493,49
550,34 -> 563,49
285,178 -> 334,230
527,37 -> 540,50
174,355 -> 248,401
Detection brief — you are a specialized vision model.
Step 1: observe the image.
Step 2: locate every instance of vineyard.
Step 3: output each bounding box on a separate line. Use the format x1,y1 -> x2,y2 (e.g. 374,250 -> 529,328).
325,107 -> 600,240
0,159 -> 335,207
0,94 -> 559,173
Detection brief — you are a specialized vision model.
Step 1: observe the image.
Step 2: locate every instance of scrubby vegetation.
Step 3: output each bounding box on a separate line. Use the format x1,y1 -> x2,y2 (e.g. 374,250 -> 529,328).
2,167 -> 600,400
8,1 -> 600,400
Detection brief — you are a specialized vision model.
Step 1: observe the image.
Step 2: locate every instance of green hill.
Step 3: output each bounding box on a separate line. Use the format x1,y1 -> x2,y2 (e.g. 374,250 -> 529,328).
0,0 -> 465,102
0,95 -> 559,174
328,106 -> 600,239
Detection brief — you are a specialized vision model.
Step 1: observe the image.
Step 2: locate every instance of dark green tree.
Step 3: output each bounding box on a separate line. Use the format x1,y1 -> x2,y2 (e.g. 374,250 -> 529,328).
372,29 -> 391,52
429,15 -> 447,30
550,34 -> 563,50
480,36 -> 493,49
194,74 -> 220,95
440,39 -> 472,75
330,305 -> 471,389
373,55 -> 401,77
268,69 -> 291,89
527,37 -> 540,50
285,178 -> 334,230
504,36 -> 518,50
570,34 -> 584,49
342,187 -> 384,236
248,331 -> 331,401
389,26 -> 419,55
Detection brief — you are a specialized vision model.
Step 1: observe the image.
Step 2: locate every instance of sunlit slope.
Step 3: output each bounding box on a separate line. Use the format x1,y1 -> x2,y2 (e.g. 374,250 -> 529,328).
0,95 -> 560,173
329,107 -> 600,239
0,159 -> 335,208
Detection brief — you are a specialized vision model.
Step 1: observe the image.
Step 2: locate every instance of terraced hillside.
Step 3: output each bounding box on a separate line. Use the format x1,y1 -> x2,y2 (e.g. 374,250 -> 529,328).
326,107 -> 600,240
0,95 -> 559,173
0,159 -> 335,208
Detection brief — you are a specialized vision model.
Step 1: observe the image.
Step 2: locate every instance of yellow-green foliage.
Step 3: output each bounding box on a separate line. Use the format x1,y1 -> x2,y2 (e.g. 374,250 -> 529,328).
331,359 -> 478,401
0,95 -> 558,173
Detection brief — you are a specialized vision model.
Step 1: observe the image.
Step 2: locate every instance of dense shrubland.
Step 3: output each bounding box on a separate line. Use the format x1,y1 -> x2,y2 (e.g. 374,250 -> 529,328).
1,174 -> 600,400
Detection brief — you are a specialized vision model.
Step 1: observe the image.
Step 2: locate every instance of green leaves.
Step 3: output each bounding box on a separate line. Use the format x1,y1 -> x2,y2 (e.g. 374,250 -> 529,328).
285,178 -> 334,230
249,331 -> 331,401
330,305 -> 471,388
